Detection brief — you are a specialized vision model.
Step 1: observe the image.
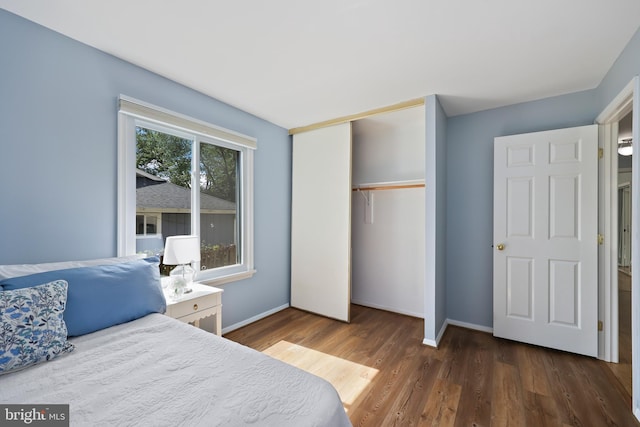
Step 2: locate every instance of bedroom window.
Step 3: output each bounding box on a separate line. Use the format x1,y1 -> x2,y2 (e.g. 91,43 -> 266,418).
118,96 -> 256,285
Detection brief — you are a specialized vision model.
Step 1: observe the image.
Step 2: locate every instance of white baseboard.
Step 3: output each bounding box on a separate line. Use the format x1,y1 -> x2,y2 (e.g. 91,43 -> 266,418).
221,303 -> 290,335
446,318 -> 493,334
422,319 -> 450,348
422,337 -> 438,347
435,319 -> 449,345
423,318 -> 493,347
351,299 -> 424,319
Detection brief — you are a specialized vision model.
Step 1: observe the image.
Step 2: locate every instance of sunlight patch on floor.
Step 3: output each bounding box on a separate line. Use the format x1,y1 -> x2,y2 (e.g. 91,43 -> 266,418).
263,340 -> 378,409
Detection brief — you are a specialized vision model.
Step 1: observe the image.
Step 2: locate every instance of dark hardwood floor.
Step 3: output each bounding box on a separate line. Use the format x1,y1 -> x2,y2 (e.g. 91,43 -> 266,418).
225,304 -> 639,427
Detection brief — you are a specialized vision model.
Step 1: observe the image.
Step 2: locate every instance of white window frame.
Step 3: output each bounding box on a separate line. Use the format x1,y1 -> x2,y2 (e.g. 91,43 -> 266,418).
118,95 -> 256,285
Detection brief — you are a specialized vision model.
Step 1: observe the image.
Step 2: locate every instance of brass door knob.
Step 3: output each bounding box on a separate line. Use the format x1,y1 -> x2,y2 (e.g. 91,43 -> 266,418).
496,243 -> 505,251
193,304 -> 198,311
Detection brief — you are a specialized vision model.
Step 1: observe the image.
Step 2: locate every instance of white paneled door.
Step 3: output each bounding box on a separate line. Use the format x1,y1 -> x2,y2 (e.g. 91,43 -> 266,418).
493,125 -> 598,357
291,123 -> 352,322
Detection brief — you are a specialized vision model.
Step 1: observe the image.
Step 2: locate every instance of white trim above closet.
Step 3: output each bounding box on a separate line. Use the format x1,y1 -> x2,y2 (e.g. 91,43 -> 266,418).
289,98 -> 424,135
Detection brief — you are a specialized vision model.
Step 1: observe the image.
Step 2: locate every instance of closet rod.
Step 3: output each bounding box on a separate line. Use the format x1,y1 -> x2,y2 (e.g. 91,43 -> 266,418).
352,183 -> 425,192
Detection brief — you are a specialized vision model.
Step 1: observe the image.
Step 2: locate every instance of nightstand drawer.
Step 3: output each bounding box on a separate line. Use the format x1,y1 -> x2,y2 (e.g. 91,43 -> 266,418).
167,292 -> 220,319
163,282 -> 223,335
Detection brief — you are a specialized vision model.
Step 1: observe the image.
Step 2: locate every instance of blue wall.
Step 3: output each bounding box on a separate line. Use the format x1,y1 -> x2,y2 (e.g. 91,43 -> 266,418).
0,10 -> 292,329
434,97 -> 447,335
444,26 -> 640,328
597,26 -> 640,112
445,91 -> 599,327
424,95 -> 447,342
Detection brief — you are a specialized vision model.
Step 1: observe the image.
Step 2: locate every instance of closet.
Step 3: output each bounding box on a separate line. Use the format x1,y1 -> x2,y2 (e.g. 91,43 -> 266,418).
291,105 -> 425,321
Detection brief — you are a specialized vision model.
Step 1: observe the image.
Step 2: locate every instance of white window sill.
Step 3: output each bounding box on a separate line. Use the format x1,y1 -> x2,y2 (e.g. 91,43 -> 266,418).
199,269 -> 257,286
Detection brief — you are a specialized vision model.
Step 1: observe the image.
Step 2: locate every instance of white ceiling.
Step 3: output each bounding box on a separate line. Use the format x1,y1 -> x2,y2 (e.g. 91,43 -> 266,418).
2,1 -> 640,129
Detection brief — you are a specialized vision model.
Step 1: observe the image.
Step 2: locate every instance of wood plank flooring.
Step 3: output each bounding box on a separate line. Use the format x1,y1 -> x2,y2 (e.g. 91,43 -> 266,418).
609,270 -> 633,397
224,304 -> 639,427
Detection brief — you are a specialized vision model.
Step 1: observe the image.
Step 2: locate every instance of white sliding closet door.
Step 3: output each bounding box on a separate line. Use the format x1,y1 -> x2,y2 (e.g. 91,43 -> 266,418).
291,123 -> 352,322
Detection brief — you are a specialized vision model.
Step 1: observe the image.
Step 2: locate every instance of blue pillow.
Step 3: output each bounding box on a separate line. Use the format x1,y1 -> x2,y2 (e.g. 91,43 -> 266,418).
0,280 -> 74,374
0,258 -> 166,337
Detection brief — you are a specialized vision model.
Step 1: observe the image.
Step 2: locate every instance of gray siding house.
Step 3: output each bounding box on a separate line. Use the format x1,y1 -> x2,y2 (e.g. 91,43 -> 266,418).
135,170 -> 236,256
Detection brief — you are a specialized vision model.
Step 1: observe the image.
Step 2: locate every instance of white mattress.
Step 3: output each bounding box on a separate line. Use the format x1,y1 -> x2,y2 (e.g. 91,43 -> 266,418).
0,314 -> 351,427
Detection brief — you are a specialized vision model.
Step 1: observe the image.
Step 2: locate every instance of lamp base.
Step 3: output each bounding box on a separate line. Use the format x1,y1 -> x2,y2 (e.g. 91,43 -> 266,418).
169,264 -> 196,299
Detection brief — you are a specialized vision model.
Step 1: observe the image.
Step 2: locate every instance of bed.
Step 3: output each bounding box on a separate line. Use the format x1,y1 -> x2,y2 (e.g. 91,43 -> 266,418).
0,256 -> 351,427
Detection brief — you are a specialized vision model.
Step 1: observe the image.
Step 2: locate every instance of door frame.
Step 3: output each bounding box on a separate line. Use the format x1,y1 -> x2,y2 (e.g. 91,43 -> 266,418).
595,76 -> 639,419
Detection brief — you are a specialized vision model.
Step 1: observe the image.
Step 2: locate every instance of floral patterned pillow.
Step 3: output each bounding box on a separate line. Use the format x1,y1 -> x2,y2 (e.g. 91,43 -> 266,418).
0,280 -> 74,374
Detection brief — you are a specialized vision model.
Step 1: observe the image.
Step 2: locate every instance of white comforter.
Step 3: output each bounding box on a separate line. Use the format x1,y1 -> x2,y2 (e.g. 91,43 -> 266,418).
0,314 -> 351,427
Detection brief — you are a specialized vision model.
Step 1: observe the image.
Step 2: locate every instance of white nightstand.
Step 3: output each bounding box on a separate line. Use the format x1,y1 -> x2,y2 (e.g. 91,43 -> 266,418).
163,282 -> 224,336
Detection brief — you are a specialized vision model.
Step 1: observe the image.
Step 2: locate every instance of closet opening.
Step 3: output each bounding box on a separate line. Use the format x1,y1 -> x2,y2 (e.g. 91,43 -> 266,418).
351,106 -> 426,318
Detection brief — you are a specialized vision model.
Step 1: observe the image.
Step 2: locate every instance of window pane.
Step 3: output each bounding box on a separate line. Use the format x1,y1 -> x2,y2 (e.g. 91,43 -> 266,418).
199,142 -> 240,270
146,216 -> 157,234
135,126 -> 192,254
136,215 -> 145,235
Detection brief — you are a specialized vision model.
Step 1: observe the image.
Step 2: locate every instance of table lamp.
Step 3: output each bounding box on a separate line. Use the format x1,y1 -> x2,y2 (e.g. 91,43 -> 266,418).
163,235 -> 201,298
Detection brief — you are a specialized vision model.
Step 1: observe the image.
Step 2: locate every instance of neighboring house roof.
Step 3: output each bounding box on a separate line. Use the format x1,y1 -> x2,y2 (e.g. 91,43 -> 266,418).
136,171 -> 235,213
137,169 -> 166,182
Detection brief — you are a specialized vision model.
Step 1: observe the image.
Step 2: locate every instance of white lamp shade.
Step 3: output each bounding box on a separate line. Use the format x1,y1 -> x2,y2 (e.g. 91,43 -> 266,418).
163,235 -> 201,265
